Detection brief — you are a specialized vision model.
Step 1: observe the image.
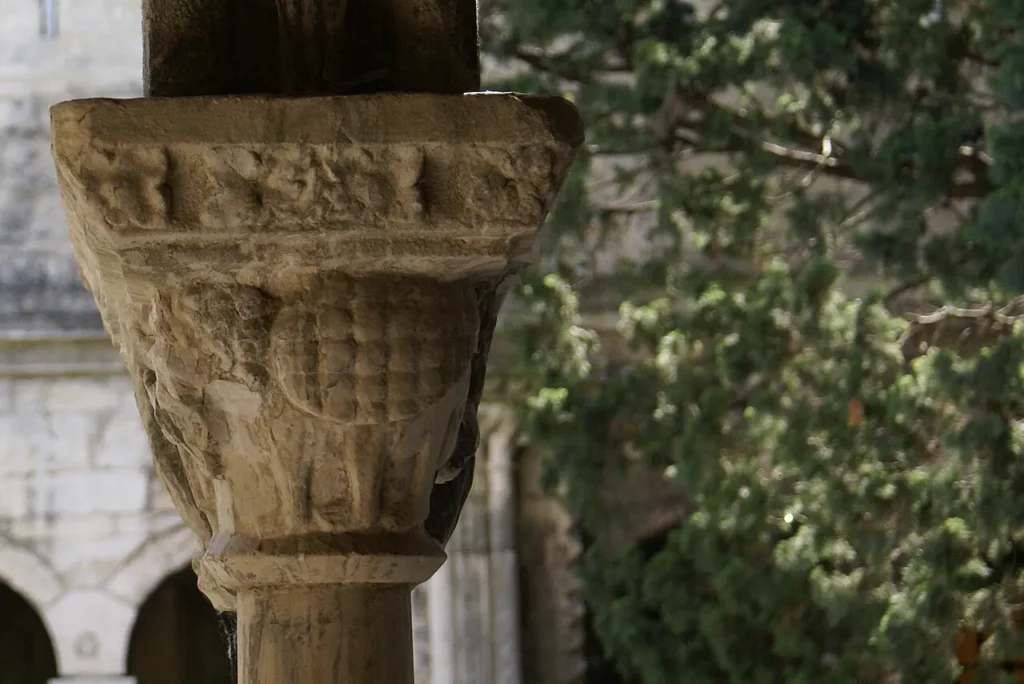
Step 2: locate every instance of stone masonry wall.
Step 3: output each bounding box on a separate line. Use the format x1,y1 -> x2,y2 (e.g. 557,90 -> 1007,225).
0,365 -> 520,682
0,371 -> 193,677
0,0 -> 163,679
0,0 -> 142,333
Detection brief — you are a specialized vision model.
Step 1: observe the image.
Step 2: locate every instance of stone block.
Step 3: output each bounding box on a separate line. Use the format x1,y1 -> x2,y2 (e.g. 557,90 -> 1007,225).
0,475 -> 29,519
10,514 -> 116,542
49,534 -> 148,590
9,376 -> 51,410
411,584 -> 432,684
7,518 -> 50,546
45,378 -> 123,411
108,510 -> 182,536
0,95 -> 62,256
94,407 -> 149,468
0,93 -> 48,138
0,541 -> 63,607
0,378 -> 13,413
0,413 -> 39,475
104,523 -> 198,605
44,469 -> 148,515
45,412 -> 95,470
60,0 -> 142,35
0,0 -> 38,50
0,21 -> 141,93
1,404 -> 135,474
145,471 -> 176,512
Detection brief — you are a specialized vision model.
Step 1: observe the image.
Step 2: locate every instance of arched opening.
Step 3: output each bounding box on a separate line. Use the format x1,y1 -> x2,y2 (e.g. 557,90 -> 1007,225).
126,566 -> 232,684
0,580 -> 58,684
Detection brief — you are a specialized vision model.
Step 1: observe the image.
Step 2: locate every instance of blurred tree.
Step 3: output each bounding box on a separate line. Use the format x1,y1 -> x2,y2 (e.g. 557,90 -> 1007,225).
482,0 -> 1024,681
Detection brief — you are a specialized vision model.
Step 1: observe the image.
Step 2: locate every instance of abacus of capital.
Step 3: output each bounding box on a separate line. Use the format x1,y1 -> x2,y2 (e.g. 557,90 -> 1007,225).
48,1 -> 582,682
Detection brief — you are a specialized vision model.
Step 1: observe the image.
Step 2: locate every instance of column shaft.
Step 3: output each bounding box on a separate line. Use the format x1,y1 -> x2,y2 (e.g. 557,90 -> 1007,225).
238,585 -> 415,684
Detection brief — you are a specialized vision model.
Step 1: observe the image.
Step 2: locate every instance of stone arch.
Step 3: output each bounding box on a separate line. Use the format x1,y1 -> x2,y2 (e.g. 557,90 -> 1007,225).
0,544 -> 65,675
65,522 -> 201,679
45,590 -> 136,676
104,522 -> 198,607
126,564 -> 232,684
0,543 -> 63,613
0,578 -> 59,684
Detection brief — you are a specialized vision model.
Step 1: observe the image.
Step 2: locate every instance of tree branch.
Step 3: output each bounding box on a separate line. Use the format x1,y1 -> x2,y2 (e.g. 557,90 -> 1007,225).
674,111 -> 991,199
883,274 -> 936,307
899,297 -> 1024,360
515,45 -> 993,199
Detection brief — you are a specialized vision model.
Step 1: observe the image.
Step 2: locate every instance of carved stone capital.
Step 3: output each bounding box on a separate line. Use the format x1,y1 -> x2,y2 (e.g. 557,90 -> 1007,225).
52,94 -> 580,285
51,93 -> 582,612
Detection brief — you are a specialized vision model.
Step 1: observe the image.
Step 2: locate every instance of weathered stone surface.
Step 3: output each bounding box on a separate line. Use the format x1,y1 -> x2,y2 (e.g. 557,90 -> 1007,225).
50,91 -> 582,684
0,4 -> 585,681
0,371 -> 184,615
0,543 -> 63,607
1,376 -> 144,473
518,448 -> 588,684
45,590 -> 135,675
51,94 -> 580,282
0,0 -> 141,336
0,101 -> 102,332
0,386 -> 198,684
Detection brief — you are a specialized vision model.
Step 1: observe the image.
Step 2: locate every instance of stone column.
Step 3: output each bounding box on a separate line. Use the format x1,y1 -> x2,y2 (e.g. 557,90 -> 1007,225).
424,406 -> 521,684
49,92 -> 581,684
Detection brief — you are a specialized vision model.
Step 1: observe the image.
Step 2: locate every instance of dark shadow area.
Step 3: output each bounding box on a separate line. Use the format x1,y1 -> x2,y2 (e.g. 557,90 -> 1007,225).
127,565 -> 233,684
0,580 -> 58,684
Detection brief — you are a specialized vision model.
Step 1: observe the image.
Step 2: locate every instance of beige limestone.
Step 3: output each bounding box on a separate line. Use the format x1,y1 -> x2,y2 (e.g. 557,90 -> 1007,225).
51,91 -> 582,683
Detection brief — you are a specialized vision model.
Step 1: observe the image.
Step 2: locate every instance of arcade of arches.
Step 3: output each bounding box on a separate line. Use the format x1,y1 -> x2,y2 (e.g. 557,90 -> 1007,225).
127,567 -> 232,684
0,582 -> 58,684
0,570 -> 230,684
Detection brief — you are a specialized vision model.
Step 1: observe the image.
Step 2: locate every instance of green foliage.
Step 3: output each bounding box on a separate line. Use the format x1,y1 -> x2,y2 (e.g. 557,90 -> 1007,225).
483,0 -> 1024,680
